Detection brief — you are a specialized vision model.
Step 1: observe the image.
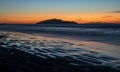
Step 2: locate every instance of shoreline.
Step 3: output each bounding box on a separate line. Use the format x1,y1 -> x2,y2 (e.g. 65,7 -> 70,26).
0,31 -> 120,58
0,31 -> 120,72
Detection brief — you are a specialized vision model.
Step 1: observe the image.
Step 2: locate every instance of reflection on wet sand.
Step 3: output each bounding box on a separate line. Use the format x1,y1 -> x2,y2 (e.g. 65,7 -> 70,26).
33,33 -> 120,58
0,31 -> 120,71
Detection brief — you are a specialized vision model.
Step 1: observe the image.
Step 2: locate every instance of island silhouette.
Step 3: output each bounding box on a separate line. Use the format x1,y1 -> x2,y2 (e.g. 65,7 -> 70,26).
35,18 -> 120,28
0,18 -> 120,28
36,18 -> 77,24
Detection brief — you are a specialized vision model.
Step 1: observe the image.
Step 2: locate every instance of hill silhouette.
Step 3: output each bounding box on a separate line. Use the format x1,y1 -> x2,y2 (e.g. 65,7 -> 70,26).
36,19 -> 78,24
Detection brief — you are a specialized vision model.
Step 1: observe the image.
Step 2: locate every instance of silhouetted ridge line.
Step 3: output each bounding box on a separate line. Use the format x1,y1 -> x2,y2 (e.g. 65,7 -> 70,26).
36,18 -> 78,24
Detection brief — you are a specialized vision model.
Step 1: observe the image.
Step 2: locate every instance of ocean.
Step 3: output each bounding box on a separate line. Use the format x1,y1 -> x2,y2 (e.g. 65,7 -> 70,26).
0,24 -> 120,58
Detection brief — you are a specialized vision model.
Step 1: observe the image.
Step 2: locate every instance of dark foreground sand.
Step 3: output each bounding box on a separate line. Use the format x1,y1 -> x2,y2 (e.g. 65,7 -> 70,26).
0,46 -> 119,72
0,31 -> 120,72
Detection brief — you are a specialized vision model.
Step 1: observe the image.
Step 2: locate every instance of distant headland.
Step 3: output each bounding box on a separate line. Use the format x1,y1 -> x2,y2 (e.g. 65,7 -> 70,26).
36,19 -> 78,24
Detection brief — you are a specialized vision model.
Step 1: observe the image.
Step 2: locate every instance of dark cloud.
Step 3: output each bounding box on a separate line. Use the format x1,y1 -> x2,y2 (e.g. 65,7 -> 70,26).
113,21 -> 120,23
111,10 -> 120,13
102,16 -> 113,18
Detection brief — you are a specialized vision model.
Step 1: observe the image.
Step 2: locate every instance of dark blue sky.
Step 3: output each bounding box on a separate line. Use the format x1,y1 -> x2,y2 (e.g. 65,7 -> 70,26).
0,0 -> 119,13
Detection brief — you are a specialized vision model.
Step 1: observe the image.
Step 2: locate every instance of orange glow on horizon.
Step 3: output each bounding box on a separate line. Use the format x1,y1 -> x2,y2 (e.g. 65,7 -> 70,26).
0,13 -> 120,24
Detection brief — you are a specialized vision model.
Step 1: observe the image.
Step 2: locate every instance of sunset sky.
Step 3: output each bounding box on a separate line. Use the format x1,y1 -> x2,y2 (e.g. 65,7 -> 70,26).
0,0 -> 120,24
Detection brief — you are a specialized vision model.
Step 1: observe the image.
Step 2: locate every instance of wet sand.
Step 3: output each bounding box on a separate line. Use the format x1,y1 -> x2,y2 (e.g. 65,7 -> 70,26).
0,31 -> 120,72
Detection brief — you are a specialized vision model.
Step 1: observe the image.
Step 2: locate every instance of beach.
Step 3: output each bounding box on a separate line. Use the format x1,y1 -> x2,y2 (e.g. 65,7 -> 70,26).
0,31 -> 120,72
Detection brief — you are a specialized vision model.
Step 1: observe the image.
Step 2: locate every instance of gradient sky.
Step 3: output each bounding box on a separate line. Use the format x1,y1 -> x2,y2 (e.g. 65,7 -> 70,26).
0,0 -> 120,24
